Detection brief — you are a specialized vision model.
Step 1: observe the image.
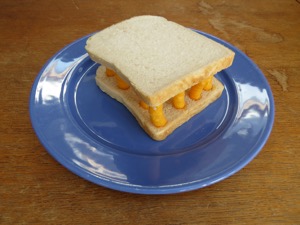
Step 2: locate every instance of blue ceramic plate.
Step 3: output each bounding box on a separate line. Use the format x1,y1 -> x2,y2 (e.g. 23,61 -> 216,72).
30,30 -> 274,194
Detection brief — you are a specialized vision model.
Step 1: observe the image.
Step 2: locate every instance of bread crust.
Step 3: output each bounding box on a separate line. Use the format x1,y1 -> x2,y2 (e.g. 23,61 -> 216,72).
95,66 -> 224,141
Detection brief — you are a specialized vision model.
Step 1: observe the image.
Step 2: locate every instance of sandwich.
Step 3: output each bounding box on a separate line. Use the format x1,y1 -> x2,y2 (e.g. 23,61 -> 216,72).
85,15 -> 235,141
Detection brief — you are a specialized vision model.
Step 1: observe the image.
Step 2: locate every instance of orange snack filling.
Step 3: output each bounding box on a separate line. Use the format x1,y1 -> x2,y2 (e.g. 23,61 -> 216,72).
203,76 -> 213,91
188,81 -> 205,100
189,76 -> 214,100
139,101 -> 149,109
104,67 -> 215,128
115,75 -> 130,90
106,68 -> 130,90
172,92 -> 186,109
106,68 -> 116,77
149,105 -> 167,127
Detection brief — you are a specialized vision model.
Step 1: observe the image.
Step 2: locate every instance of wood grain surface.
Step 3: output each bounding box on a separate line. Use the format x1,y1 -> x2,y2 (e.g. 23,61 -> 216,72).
1,0 -> 299,224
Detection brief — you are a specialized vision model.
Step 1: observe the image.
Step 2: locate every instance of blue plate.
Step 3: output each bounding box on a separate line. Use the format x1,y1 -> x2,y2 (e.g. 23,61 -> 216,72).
30,30 -> 274,194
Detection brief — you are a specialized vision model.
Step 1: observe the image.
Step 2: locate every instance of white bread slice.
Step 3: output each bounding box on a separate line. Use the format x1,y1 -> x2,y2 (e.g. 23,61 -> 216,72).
86,15 -> 234,107
95,66 -> 224,141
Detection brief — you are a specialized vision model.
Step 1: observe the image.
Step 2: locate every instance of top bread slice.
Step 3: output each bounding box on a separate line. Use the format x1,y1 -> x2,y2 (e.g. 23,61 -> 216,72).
85,15 -> 234,107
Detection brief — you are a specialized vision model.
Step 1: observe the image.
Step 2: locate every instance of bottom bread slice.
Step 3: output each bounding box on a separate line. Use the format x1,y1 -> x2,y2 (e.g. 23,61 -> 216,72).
95,66 -> 224,141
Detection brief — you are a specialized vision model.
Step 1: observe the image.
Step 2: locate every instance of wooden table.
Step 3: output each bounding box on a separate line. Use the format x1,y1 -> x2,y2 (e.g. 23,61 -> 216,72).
1,0 -> 299,224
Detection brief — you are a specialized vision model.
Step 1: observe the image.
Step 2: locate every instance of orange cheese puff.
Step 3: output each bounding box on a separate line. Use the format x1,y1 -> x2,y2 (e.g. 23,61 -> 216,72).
149,105 -> 167,127
172,92 -> 186,109
106,68 -> 116,77
115,74 -> 130,90
188,81 -> 205,100
139,101 -> 149,109
203,76 -> 213,91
